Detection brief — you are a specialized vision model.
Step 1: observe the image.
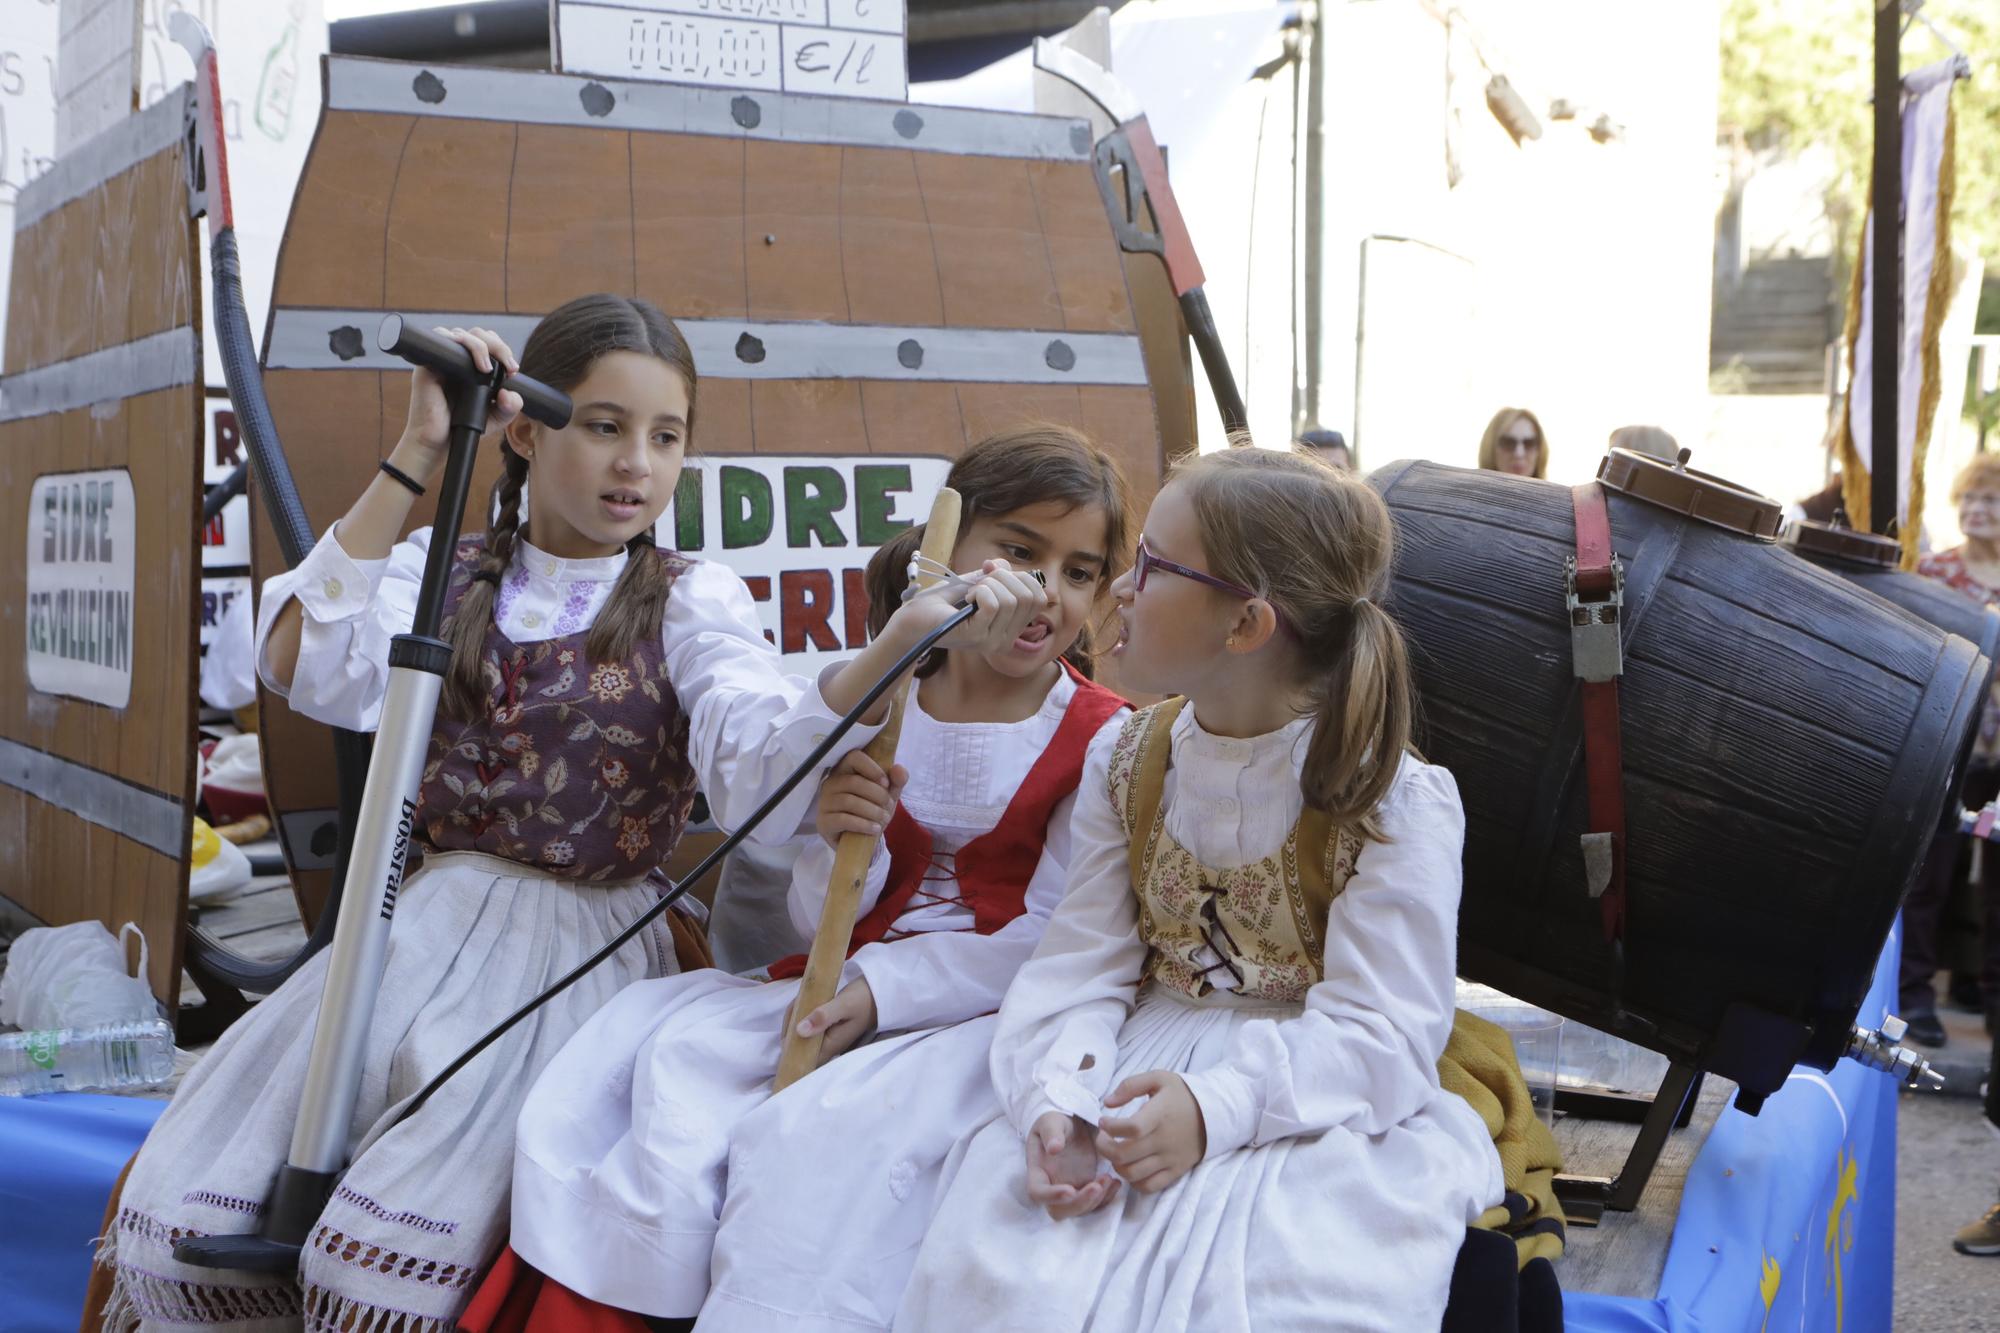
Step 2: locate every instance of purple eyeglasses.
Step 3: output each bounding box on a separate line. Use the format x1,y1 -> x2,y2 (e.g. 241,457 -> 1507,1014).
1133,537 -> 1264,603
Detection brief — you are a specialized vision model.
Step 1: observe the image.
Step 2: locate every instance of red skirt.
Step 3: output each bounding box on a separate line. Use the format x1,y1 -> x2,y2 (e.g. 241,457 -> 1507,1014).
459,1247 -> 653,1333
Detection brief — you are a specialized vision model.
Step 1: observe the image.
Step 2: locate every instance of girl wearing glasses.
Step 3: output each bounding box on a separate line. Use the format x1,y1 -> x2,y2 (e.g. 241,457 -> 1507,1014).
1478,406 -> 1549,478
898,448 -> 1501,1332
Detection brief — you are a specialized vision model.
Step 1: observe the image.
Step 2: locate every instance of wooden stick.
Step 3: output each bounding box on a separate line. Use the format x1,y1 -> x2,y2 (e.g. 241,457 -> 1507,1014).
773,487 -> 962,1091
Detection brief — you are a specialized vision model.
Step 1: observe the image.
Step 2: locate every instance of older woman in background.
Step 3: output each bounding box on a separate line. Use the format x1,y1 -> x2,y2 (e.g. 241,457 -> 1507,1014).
1478,407 -> 1548,478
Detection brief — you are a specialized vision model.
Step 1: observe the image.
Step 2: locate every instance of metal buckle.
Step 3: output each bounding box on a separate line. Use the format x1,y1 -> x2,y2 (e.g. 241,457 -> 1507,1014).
1565,556 -> 1625,682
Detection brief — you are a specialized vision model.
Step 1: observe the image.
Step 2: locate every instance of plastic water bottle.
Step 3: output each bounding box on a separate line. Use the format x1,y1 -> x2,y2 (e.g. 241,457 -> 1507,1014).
0,1019 -> 176,1096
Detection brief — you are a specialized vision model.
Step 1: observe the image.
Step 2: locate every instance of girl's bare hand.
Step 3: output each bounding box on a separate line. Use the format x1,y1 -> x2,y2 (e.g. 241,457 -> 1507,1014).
390,326 -> 525,484
1095,1071 -> 1207,1195
1026,1111 -> 1121,1221
892,559 -> 1052,655
789,976 -> 878,1068
814,751 -> 907,848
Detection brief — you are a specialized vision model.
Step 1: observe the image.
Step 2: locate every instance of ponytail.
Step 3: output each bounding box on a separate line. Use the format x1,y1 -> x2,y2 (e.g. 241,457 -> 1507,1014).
1299,598 -> 1413,839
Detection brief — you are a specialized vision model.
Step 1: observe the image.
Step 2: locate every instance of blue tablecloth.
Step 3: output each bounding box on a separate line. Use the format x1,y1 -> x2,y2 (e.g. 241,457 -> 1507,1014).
1566,925 -> 1903,1332
0,1092 -> 165,1333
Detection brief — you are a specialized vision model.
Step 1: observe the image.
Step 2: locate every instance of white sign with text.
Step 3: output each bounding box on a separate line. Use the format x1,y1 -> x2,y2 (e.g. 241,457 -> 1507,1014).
27,468 -> 137,707
658,453 -> 950,671
556,0 -> 908,101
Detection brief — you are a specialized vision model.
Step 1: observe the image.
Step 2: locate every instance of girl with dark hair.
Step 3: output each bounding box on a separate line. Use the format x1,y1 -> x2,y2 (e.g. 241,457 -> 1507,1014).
477,426 -> 1134,1332
96,296 -> 1050,1332
897,447 -> 1503,1332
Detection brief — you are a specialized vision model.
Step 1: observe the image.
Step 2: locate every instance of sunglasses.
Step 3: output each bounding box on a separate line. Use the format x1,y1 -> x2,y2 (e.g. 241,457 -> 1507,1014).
1499,435 -> 1540,452
1133,536 -> 1264,602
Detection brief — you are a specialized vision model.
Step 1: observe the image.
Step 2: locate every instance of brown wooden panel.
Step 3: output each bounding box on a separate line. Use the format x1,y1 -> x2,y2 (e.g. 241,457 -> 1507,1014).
275,111 -> 416,309
0,796 -> 187,1002
1078,385 -> 1167,515
744,140 -> 849,324
915,154 -> 1059,331
838,148 -> 944,328
3,216 -> 50,372
506,126 -> 635,313
385,117 -> 515,313
955,383 -> 1086,443
633,133 -> 748,320
1028,160 -> 1135,334
695,377 -> 753,455
128,148 -> 197,347
858,381 -> 964,456
749,380 -> 867,453
47,179 -> 104,371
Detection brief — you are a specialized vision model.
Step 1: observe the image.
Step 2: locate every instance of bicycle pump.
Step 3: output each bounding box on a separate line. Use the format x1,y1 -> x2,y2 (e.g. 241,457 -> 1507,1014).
176,317 -> 572,1272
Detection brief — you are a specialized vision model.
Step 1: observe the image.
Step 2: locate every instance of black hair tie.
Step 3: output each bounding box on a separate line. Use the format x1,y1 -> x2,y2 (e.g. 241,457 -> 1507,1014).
378,458 -> 426,497
471,568 -> 503,587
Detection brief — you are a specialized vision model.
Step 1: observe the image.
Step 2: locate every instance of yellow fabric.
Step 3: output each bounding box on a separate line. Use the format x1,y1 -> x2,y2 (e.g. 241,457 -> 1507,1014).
1439,1009 -> 1567,1267
190,818 -> 221,870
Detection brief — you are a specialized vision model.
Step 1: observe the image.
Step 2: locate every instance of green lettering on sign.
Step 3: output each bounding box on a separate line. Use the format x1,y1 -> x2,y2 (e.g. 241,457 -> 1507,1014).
674,469 -> 704,551
721,466 -> 774,549
784,466 -> 848,549
854,464 -> 913,546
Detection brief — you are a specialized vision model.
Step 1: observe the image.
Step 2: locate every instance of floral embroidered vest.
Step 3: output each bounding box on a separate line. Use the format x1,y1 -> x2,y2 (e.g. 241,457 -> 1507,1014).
1107,697 -> 1362,1004
417,538 -> 700,881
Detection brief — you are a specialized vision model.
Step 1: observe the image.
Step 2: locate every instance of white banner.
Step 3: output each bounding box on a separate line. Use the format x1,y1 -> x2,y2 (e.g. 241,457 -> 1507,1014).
0,0 -> 61,368
27,469 -> 138,708
659,453 -> 949,670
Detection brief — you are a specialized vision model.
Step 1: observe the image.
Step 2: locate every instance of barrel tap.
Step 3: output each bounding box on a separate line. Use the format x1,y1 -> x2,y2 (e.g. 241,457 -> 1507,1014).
1845,1015 -> 1946,1090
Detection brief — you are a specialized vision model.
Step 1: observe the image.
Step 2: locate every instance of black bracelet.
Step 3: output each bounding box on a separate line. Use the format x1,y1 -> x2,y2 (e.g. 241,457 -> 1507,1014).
379,458 -> 426,497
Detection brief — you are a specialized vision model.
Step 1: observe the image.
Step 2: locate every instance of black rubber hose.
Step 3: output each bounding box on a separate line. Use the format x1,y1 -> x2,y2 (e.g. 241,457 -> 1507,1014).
182,224 -> 373,996
202,459 -> 247,524
210,227 -> 314,566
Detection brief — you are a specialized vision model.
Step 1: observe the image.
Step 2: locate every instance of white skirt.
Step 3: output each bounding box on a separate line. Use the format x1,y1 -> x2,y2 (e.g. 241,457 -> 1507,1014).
511,973 -> 1004,1327
895,987 -> 1501,1333
100,851 -> 677,1333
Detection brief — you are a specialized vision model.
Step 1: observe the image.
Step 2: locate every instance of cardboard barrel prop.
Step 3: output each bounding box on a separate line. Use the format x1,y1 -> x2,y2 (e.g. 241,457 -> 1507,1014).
1784,519 -> 2000,806
0,89 -> 204,1007
252,56 -> 1194,924
1372,452 -> 1986,1105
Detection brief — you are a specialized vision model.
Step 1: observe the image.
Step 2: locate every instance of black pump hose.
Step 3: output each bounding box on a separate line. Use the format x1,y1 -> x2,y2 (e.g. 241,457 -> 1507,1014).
182,226 -> 372,997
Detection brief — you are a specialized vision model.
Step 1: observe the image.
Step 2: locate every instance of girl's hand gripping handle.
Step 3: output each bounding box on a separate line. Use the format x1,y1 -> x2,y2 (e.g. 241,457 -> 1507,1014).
773,487 -> 962,1092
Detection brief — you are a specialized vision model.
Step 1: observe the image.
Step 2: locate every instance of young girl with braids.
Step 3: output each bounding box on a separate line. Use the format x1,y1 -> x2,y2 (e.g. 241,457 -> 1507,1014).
896,447 -> 1504,1333
461,427 -> 1133,1333
96,294 -> 1051,1333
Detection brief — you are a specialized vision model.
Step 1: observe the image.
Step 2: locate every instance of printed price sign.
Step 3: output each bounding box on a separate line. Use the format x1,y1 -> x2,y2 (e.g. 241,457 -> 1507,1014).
556,0 -> 909,101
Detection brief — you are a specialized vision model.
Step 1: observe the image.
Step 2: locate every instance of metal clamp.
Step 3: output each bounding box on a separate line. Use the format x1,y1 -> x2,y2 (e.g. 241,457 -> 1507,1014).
1565,555 -> 1626,683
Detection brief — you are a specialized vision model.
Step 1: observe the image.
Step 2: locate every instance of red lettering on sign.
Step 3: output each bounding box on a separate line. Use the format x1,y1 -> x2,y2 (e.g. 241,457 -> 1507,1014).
743,575 -> 775,643
781,569 -> 840,654
843,568 -> 870,649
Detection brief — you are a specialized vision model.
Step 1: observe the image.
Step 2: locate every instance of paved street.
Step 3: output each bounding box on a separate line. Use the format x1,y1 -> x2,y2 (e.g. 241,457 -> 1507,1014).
1898,1089 -> 2000,1330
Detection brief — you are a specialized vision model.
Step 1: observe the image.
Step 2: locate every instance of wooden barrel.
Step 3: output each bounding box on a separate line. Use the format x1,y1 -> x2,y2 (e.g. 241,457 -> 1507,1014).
1784,519 -> 2000,804
1371,452 -> 1985,1104
0,89 -> 203,1008
253,56 -> 1195,926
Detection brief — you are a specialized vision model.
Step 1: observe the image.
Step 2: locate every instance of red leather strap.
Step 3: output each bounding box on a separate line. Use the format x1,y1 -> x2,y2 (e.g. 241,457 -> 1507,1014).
1572,483 -> 1627,943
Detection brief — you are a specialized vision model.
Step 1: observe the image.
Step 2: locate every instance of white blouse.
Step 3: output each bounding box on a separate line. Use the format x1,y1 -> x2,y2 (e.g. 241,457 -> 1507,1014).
254,526 -> 880,843
994,704 -> 1467,1160
785,669 -> 1127,1035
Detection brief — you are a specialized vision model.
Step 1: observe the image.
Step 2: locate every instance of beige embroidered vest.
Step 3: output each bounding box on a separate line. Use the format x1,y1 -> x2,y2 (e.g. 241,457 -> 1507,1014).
1109,698 -> 1363,1005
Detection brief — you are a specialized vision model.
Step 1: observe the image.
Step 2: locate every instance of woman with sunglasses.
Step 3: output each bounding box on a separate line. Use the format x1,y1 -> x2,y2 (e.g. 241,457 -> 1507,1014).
1478,407 -> 1549,478
897,448 -> 1502,1332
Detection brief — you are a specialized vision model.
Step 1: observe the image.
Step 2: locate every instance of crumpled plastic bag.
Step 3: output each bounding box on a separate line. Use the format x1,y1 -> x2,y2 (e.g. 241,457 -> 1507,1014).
189,817 -> 253,903
0,920 -> 161,1030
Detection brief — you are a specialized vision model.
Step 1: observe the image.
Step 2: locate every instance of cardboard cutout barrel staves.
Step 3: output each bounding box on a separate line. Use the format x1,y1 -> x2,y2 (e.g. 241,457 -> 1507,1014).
0,89 -> 203,1006
252,51 -> 1196,925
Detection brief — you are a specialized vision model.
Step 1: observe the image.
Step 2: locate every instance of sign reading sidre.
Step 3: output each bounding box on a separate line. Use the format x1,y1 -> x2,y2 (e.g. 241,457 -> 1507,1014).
25,469 -> 137,708
660,454 -> 949,669
556,0 -> 909,101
